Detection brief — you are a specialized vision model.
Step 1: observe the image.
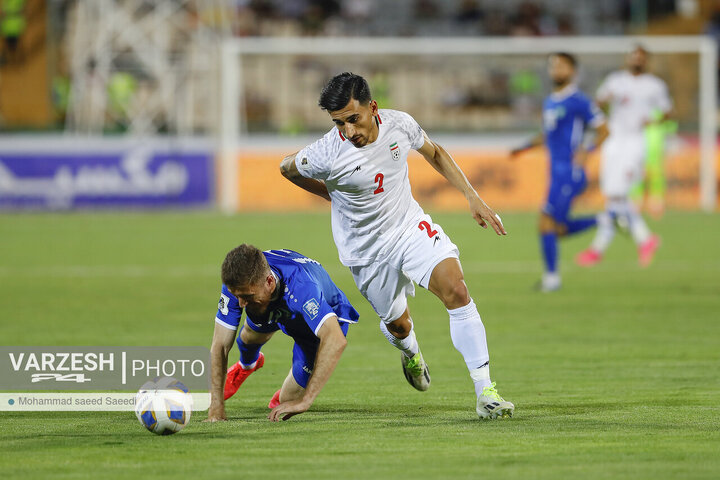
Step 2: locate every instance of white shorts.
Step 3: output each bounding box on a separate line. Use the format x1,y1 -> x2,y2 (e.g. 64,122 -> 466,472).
600,135 -> 646,197
349,214 -> 459,323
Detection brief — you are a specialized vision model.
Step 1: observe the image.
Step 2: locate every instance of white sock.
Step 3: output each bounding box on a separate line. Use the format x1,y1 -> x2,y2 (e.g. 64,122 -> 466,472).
239,360 -> 257,370
448,299 -> 492,393
626,202 -> 651,245
591,211 -> 615,253
379,320 -> 419,358
470,363 -> 491,396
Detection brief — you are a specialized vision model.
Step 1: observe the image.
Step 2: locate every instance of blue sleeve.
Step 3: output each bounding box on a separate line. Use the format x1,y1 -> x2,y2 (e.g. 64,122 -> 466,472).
214,284 -> 243,331
579,95 -> 604,127
288,280 -> 337,337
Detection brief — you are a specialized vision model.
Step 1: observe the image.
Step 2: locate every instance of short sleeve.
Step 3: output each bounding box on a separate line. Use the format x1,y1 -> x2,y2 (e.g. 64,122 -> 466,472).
580,96 -> 605,128
396,111 -> 425,150
596,74 -> 614,103
288,280 -> 337,336
295,129 -> 338,181
215,284 -> 242,331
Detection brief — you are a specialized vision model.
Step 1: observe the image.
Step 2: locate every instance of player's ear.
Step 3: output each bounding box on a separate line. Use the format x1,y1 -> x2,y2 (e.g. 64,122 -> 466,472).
369,100 -> 378,116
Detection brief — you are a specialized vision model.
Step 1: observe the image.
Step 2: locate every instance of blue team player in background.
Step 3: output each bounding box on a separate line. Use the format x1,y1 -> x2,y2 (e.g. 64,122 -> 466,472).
205,244 -> 359,422
511,52 -> 609,292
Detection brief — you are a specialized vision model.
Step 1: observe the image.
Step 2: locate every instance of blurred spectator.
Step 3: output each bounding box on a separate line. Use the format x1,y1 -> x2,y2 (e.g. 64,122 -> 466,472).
225,0 -> 645,38
1,0 -> 26,61
341,0 -> 374,22
107,71 -> 137,128
414,0 -> 439,20
234,3 -> 259,36
483,8 -> 510,35
277,0 -> 307,20
300,0 -> 339,35
300,3 -> 327,35
311,0 -> 340,18
509,1 -> 542,36
455,0 -> 484,24
555,13 -> 576,35
249,0 -> 276,18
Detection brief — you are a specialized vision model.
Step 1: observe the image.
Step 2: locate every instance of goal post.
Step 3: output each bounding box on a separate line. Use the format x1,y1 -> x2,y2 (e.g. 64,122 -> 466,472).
219,35 -> 717,213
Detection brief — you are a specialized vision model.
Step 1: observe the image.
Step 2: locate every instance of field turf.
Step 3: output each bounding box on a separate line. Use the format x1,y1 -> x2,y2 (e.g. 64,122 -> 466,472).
1,211 -> 719,479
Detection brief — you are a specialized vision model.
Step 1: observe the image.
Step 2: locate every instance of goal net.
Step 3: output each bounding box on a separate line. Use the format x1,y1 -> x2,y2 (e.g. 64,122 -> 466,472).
218,36 -> 717,213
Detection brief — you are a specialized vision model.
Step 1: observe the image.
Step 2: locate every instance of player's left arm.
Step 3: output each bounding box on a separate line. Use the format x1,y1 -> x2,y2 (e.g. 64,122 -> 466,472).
575,120 -> 610,167
416,132 -> 507,235
647,81 -> 674,125
268,316 -> 347,422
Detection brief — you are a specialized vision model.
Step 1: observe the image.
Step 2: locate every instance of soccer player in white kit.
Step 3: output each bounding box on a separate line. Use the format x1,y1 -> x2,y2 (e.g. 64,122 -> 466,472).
280,73 -> 513,419
576,46 -> 670,267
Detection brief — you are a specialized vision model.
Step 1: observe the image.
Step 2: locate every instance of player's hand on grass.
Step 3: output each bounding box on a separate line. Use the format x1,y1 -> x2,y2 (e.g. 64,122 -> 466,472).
469,197 -> 507,236
204,405 -> 227,422
268,398 -> 310,422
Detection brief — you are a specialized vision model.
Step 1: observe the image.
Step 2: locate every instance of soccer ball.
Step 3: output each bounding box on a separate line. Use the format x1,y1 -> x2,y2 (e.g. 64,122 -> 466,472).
134,376 -> 193,435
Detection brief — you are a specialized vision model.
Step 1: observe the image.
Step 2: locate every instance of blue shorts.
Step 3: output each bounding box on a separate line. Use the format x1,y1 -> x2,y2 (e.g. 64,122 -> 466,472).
245,318 -> 350,388
543,168 -> 587,223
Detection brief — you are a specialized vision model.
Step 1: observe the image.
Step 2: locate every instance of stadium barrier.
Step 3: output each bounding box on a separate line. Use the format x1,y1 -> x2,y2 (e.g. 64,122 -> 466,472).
234,141 -> 715,212
0,137 -> 214,210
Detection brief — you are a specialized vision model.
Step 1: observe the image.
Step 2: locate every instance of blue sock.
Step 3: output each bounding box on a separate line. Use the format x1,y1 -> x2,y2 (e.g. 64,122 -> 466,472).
564,216 -> 597,235
236,335 -> 262,368
540,233 -> 558,273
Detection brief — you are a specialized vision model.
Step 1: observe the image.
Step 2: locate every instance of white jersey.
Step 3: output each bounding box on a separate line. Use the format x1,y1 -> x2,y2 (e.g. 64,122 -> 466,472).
295,109 -> 427,266
596,70 -> 672,137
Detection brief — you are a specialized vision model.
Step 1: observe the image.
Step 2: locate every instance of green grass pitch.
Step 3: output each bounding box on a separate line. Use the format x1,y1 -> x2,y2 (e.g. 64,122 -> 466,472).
1,210 -> 719,479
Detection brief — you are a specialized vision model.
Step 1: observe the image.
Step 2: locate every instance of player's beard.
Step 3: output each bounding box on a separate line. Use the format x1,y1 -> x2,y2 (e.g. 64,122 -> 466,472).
552,77 -> 570,88
630,65 -> 645,74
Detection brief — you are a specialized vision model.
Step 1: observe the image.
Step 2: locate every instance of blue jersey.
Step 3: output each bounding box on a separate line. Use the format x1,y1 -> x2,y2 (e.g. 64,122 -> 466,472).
214,249 -> 359,347
542,86 -> 603,176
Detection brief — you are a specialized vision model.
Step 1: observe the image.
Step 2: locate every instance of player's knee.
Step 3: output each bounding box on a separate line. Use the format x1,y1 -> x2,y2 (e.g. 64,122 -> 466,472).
443,280 -> 470,309
239,325 -> 270,345
386,318 -> 411,337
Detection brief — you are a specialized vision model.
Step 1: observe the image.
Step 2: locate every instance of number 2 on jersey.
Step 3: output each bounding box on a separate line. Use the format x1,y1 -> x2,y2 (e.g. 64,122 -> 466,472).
373,173 -> 384,194
418,220 -> 438,238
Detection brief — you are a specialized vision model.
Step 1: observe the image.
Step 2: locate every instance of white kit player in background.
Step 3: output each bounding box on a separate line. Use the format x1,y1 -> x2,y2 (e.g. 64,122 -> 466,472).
577,45 -> 670,267
280,72 -> 514,419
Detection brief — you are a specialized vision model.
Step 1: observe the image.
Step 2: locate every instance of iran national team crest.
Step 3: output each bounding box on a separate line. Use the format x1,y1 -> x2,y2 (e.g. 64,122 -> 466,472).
389,142 -> 400,161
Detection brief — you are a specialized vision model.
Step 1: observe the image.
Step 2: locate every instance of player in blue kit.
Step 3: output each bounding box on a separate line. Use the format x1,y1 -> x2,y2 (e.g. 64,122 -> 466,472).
205,245 -> 359,422
511,52 -> 609,291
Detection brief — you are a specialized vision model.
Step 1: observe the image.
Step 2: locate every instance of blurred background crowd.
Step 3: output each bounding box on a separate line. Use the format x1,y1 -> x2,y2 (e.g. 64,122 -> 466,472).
0,0 -> 718,136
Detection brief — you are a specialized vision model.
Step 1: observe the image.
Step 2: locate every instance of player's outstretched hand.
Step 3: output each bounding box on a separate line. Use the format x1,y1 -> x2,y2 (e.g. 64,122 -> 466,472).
508,147 -> 524,159
268,398 -> 310,422
469,197 -> 507,236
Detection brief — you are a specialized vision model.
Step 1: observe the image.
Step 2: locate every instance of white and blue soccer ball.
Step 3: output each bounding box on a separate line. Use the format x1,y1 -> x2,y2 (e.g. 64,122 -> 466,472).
134,376 -> 193,435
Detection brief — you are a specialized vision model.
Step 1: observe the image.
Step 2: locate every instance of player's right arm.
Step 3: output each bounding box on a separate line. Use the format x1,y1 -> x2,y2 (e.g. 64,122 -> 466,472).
280,152 -> 331,201
595,73 -> 615,114
206,323 -> 236,422
510,132 -> 545,158
268,316 -> 347,422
